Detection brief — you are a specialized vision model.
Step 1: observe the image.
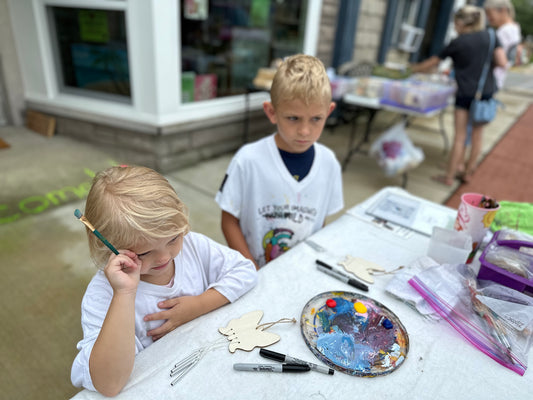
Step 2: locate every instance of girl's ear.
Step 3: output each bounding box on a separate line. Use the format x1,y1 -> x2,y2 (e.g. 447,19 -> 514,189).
263,101 -> 278,124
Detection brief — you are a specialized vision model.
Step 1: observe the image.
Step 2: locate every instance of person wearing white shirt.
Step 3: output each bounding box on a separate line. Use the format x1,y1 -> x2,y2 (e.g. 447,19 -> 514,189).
485,0 -> 523,89
216,55 -> 344,269
70,166 -> 257,396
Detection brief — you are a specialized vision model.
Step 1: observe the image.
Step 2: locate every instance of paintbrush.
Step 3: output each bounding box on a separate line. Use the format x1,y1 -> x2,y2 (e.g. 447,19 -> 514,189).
468,281 -> 513,357
74,209 -> 119,255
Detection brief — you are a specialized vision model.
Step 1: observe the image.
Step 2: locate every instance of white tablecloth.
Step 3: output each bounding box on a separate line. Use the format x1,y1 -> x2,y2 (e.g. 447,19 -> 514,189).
71,188 -> 532,400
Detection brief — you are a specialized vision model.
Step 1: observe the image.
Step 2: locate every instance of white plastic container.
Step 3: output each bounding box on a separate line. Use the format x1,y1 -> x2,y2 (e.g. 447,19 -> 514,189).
427,226 -> 472,265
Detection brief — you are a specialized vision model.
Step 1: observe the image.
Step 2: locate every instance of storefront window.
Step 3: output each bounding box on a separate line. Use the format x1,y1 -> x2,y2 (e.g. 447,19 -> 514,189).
48,7 -> 130,102
180,0 -> 307,102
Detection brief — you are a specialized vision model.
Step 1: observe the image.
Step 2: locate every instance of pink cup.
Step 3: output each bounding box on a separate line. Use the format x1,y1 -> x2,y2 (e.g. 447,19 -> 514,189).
454,193 -> 500,262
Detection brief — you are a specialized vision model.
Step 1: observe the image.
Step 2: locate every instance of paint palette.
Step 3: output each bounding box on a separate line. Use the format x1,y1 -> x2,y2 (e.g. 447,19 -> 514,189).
300,291 -> 409,377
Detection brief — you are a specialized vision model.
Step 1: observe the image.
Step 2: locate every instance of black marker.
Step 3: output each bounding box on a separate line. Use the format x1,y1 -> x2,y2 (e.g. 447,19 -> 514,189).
316,259 -> 369,292
259,349 -> 334,375
233,363 -> 310,373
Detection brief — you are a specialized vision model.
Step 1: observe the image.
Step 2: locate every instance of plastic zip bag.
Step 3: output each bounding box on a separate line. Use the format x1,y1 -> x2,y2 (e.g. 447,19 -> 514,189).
369,122 -> 424,177
409,264 -> 533,375
481,229 -> 533,279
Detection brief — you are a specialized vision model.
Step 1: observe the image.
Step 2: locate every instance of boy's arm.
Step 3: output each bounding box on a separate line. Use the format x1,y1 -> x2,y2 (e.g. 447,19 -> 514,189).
221,210 -> 259,269
89,251 -> 141,397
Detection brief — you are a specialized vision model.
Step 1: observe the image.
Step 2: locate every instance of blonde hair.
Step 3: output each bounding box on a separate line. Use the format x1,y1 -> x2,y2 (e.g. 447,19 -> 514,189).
454,5 -> 486,33
270,54 -> 331,108
84,165 -> 190,267
484,0 -> 515,19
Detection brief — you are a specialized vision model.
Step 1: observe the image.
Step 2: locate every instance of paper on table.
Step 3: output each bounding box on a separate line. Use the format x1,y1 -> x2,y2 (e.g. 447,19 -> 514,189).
365,192 -> 454,236
385,256 -> 441,320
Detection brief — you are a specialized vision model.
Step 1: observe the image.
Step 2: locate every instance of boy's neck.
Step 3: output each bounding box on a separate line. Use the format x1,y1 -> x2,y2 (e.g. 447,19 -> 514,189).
274,133 -> 314,154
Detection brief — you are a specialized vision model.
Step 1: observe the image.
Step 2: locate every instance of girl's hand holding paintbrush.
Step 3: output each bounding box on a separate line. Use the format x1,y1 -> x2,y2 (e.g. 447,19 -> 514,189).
103,250 -> 142,295
75,208 -> 142,293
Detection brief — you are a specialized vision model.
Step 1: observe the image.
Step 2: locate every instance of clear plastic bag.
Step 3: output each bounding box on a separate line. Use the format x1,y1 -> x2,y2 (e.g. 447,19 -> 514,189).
481,229 -> 533,280
409,264 -> 533,375
369,122 -> 424,176
483,242 -> 533,279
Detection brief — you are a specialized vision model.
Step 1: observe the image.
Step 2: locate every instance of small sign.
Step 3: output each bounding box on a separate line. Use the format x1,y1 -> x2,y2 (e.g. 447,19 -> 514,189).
78,10 -> 109,43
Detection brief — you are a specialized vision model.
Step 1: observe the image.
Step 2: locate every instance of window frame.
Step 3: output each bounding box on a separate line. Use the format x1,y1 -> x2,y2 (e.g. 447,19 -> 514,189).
10,0 -> 323,128
46,5 -> 132,104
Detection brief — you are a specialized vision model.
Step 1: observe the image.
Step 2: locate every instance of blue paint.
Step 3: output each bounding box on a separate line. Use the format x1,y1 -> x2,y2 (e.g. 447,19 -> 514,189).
317,331 -> 373,372
302,291 -> 409,377
313,297 -> 399,374
316,297 -> 367,337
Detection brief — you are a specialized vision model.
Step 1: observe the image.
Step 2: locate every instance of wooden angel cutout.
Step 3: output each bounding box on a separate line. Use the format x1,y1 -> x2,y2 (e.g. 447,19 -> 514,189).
218,310 -> 295,353
338,255 -> 385,283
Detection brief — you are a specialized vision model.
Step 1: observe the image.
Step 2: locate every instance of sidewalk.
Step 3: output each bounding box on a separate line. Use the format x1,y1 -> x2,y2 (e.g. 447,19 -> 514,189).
0,65 -> 532,400
446,103 -> 533,208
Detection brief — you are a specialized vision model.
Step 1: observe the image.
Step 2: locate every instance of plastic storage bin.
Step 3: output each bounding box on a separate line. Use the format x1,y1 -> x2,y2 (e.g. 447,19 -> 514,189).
478,230 -> 533,296
380,79 -> 455,112
427,227 -> 472,265
330,76 -> 358,100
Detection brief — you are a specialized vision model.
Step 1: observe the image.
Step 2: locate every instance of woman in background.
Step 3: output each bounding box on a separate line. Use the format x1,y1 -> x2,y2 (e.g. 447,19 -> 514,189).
411,6 -> 507,186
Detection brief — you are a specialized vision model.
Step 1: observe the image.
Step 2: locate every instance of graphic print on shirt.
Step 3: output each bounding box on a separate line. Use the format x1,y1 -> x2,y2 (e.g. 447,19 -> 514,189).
258,203 -> 318,262
263,228 -> 294,262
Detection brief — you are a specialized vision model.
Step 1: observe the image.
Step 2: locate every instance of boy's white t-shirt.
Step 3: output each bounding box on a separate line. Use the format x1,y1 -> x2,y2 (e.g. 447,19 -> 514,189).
71,232 -> 257,391
495,22 -> 521,89
215,134 -> 344,267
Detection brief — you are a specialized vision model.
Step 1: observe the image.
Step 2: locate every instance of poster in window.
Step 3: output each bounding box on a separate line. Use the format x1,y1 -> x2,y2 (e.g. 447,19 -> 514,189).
78,10 -> 109,43
251,0 -> 270,27
184,0 -> 208,21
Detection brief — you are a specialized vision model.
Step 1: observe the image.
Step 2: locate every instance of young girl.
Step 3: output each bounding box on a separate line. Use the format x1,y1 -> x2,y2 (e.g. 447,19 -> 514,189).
484,0 -> 523,89
412,6 -> 507,186
71,166 -> 257,396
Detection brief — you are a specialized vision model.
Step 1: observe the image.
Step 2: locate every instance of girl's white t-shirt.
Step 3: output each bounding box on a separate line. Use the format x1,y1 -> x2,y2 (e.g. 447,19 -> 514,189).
495,22 -> 521,89
216,134 -> 344,267
71,232 -> 257,391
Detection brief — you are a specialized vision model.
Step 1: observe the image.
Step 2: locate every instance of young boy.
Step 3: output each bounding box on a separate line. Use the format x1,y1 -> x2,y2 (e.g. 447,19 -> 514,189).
215,54 -> 344,269
71,166 -> 257,396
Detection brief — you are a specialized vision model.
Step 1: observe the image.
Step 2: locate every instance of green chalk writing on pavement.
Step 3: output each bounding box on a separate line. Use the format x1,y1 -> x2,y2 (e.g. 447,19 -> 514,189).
1,165 -> 113,225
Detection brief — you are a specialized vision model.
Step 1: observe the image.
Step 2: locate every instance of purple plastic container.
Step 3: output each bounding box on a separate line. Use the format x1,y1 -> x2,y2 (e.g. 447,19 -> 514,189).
477,230 -> 533,296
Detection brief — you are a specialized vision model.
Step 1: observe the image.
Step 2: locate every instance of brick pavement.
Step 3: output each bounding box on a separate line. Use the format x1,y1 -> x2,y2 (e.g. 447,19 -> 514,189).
445,103 -> 533,208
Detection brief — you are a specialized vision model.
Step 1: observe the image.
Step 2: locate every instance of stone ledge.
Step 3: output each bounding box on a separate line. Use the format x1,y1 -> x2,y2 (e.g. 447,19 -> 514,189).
46,111 -> 271,173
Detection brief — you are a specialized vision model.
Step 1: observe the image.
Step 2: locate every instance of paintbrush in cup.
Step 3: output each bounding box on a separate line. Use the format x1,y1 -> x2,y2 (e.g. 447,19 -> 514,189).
74,209 -> 119,255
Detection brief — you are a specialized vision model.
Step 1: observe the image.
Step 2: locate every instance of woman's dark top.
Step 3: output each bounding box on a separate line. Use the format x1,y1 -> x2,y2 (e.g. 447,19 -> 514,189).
439,30 -> 501,97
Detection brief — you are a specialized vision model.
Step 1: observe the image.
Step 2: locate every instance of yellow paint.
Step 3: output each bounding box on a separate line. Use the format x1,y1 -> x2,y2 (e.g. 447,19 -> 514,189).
354,302 -> 367,313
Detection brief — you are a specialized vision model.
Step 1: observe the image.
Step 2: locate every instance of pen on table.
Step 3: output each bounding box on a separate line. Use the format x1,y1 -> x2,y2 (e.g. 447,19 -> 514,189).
259,349 -> 334,375
233,363 -> 310,373
316,259 -> 369,292
373,217 -> 394,231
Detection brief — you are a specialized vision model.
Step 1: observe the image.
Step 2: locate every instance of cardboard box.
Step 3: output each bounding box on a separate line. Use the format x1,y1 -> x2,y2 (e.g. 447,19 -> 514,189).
26,110 -> 56,137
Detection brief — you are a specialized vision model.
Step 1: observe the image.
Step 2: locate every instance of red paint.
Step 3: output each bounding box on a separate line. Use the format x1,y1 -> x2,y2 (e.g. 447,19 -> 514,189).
326,299 -> 336,308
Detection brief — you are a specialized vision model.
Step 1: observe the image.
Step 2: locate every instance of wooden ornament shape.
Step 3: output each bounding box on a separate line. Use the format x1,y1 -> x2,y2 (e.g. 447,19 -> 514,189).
218,310 -> 280,353
338,256 -> 385,283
